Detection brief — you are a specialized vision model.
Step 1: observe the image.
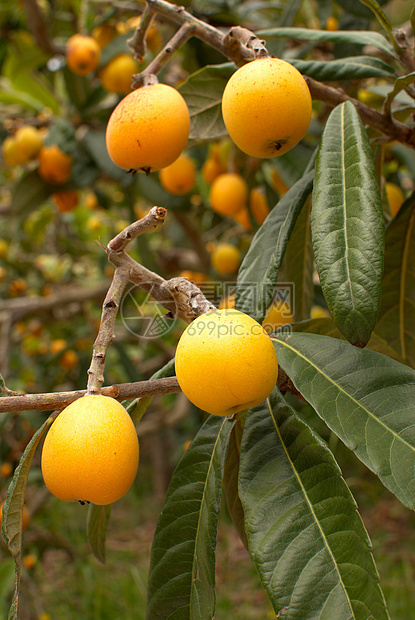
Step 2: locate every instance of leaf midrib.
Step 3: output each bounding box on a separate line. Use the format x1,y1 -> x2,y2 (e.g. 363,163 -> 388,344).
272,336 -> 415,454
399,208 -> 415,361
189,417 -> 229,617
267,398 -> 356,618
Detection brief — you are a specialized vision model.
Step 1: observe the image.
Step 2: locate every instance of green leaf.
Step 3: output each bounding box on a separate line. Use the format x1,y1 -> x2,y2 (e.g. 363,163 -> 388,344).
258,27 -> 396,58
291,56 -> 396,81
357,0 -> 394,44
384,72 -> 415,117
11,171 -> 54,217
311,101 -> 385,346
292,317 -> 406,363
128,358 -> 176,426
373,196 -> 415,368
81,129 -> 135,187
223,413 -> 248,550
146,415 -> 235,620
179,64 -> 234,141
235,171 -> 314,324
281,195 -> 313,321
2,418 -> 51,620
87,504 -> 112,564
239,390 -> 389,620
272,331 -> 415,510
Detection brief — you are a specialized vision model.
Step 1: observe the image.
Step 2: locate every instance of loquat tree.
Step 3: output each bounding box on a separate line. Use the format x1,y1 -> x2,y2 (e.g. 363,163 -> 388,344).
1,0 -> 415,618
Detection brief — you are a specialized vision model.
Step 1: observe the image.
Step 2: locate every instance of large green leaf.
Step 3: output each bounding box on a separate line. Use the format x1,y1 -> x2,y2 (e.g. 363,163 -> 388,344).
236,171 -> 314,324
258,27 -> 396,58
239,390 -> 389,619
2,418 -> 51,620
179,64 -> 233,141
87,504 -> 112,564
11,170 -> 54,216
281,195 -> 314,321
311,101 -> 384,346
292,317 -> 406,363
146,415 -> 235,620
291,56 -> 396,81
272,331 -> 415,510
373,196 -> 415,368
223,413 -> 248,550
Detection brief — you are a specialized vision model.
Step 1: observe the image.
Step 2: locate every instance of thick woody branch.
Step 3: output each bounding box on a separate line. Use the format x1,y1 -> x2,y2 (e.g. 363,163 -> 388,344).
0,378 -> 181,413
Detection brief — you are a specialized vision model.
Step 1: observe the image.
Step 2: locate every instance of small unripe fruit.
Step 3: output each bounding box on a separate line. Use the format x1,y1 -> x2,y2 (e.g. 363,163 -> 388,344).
105,84 -> 190,173
175,309 -> 278,416
222,58 -> 312,158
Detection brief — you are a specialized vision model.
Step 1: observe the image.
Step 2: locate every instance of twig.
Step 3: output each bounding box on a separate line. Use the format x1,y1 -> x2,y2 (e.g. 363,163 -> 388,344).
0,378 -> 181,413
128,1 -> 157,60
306,76 -> 415,147
86,267 -> 131,394
126,0 -> 415,150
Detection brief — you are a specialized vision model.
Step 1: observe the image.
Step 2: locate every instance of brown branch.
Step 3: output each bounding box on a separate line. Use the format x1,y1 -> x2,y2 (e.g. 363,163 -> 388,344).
306,76 -> 415,147
0,377 -> 181,413
127,2 -> 156,60
86,267 -> 131,394
125,0 -> 415,150
0,283 -> 109,322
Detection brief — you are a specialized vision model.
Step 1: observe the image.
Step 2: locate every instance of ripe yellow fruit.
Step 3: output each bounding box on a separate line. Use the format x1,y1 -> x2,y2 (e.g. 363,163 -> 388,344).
249,187 -> 270,225
100,54 -> 139,94
105,83 -> 190,173
159,153 -> 197,195
211,243 -> 241,275
209,173 -> 248,216
38,145 -> 72,185
66,34 -> 101,76
262,300 -> 294,334
14,126 -> 43,162
385,182 -> 405,217
175,309 -> 278,416
2,136 -> 25,167
52,190 -> 79,213
222,58 -> 312,158
41,394 -> 139,505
